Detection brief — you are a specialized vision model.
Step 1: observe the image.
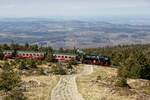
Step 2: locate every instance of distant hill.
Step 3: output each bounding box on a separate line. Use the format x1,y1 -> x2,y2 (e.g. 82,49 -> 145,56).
0,19 -> 150,48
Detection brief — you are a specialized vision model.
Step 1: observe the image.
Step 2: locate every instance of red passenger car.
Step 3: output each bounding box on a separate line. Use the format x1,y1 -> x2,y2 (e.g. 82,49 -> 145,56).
16,51 -> 45,60
53,53 -> 76,62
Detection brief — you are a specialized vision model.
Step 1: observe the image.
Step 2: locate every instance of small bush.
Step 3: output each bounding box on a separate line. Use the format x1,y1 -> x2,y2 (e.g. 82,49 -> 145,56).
19,60 -> 29,70
27,60 -> 37,69
66,63 -> 77,74
19,59 -> 37,70
68,58 -> 78,65
4,89 -> 27,100
0,51 -> 4,60
39,67 -> 51,75
116,77 -> 128,87
51,63 -> 67,75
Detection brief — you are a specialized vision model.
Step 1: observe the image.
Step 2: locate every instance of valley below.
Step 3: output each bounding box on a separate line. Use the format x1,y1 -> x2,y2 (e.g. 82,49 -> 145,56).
0,19 -> 150,48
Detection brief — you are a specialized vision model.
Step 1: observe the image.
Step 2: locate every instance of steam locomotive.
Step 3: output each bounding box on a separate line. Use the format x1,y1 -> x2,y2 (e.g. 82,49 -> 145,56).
81,54 -> 111,66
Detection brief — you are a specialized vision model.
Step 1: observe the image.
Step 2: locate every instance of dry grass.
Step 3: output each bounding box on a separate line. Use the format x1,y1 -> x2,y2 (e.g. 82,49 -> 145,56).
21,63 -> 59,100
128,79 -> 150,94
76,66 -> 150,100
143,87 -> 150,94
76,64 -> 84,73
22,75 -> 60,100
0,60 -> 4,66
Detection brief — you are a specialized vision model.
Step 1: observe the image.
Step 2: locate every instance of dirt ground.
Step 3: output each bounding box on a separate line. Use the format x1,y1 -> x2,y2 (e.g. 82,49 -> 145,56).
76,66 -> 150,100
51,65 -> 93,100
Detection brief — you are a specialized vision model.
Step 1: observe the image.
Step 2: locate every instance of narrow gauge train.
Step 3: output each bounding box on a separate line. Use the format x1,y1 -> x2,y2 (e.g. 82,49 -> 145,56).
1,50 -> 111,66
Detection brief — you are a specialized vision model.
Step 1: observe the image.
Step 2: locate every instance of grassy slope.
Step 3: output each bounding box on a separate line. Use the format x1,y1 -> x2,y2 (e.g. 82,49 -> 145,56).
76,66 -> 150,100
21,63 -> 60,100
22,75 -> 60,100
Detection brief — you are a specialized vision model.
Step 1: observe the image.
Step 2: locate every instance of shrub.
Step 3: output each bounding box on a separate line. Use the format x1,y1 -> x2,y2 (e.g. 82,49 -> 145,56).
51,63 -> 67,75
4,89 -> 27,100
19,60 -> 29,70
27,60 -> 37,69
66,62 -> 77,74
116,77 -> 128,87
0,62 -> 21,92
68,58 -> 78,65
140,65 -> 150,80
0,51 -> 4,60
39,67 -> 51,75
46,53 -> 55,62
19,59 -> 37,70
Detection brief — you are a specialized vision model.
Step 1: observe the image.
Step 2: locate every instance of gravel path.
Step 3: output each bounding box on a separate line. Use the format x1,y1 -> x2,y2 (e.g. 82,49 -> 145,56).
51,65 -> 93,100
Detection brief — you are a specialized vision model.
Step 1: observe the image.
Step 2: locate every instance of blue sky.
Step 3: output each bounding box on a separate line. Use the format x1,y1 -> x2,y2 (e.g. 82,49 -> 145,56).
0,0 -> 150,18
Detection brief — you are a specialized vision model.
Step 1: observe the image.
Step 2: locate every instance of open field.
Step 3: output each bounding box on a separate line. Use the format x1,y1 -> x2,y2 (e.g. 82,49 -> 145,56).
76,66 -> 150,100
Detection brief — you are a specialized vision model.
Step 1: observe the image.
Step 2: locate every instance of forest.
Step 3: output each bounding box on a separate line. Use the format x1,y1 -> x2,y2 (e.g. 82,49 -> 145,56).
84,44 -> 150,80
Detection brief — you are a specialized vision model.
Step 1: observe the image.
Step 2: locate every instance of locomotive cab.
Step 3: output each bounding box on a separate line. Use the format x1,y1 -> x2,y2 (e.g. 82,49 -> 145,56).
99,56 -> 111,66
82,54 -> 99,65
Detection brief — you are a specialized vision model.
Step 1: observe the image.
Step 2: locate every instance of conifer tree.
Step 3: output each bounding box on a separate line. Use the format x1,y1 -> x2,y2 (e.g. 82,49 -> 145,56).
0,62 -> 21,91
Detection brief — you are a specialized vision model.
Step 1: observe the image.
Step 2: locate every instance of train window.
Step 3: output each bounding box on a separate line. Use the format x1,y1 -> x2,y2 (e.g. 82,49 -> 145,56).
69,57 -> 71,58
65,56 -> 67,58
37,54 -> 39,56
33,54 -> 36,56
30,54 -> 32,56
26,54 -> 28,56
62,56 -> 64,58
23,54 -> 25,56
58,56 -> 60,58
